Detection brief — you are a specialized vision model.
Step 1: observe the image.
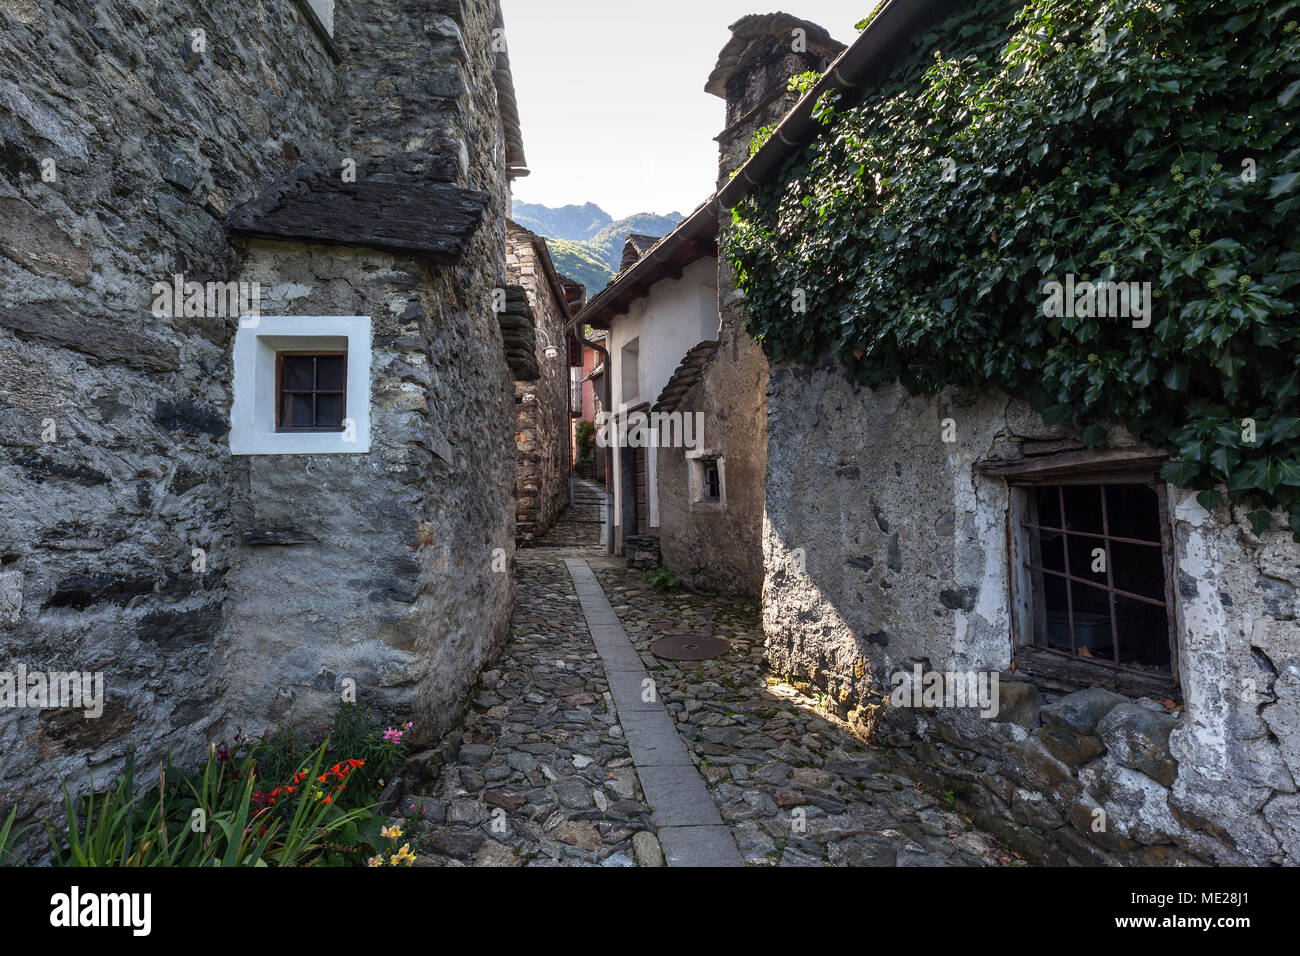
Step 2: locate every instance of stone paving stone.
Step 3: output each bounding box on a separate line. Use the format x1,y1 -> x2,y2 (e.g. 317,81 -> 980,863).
637,764 -> 726,827
388,487 -> 1016,868
658,825 -> 745,867
591,563 -> 1022,868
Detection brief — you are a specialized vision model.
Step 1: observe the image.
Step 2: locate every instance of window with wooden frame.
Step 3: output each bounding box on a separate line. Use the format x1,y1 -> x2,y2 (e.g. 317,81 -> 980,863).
982,449 -> 1180,699
703,460 -> 722,501
275,351 -> 347,432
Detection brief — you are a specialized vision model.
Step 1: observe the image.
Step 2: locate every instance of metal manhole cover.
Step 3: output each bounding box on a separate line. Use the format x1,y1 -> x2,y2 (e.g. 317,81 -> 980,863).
651,635 -> 730,661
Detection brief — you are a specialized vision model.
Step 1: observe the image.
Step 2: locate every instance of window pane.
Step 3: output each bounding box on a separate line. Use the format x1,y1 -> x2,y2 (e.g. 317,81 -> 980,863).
316,393 -> 345,428
283,356 -> 315,389
286,393 -> 314,428
1109,540 -> 1166,602
1042,574 -> 1074,651
1105,484 -> 1162,542
1114,595 -> 1172,671
317,356 -> 346,390
1060,485 -> 1104,535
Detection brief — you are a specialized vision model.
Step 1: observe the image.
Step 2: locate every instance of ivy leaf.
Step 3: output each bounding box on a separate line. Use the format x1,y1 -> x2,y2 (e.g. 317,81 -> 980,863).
1278,461 -> 1300,488
1209,445 -> 1240,474
1270,172 -> 1300,199
1267,418 -> 1300,444
1196,489 -> 1223,512
1081,424 -> 1106,448
1247,509 -> 1273,536
1161,459 -> 1200,486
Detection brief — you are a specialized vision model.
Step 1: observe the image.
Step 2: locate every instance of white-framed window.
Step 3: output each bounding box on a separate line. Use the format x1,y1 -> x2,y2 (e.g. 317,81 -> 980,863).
230,315 -> 371,456
688,449 -> 725,512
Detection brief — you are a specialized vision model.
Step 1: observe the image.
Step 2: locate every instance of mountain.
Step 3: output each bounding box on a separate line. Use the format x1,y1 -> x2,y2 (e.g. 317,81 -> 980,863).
543,237 -> 617,297
585,211 -> 685,273
511,202 -> 612,242
512,201 -> 686,297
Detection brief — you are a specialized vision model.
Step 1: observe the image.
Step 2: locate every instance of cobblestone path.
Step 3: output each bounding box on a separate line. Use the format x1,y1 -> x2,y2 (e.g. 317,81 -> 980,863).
399,482 -> 1017,866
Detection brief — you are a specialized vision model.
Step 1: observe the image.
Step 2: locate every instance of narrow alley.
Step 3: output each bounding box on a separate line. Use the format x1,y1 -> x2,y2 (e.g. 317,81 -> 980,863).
404,485 -> 1017,867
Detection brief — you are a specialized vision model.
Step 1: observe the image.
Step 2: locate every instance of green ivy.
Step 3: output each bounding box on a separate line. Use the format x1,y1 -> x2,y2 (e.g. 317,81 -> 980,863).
726,0 -> 1300,537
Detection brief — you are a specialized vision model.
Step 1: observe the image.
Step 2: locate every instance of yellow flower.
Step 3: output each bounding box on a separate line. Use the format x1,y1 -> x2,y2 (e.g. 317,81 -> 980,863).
367,856 -> 384,868
389,854 -> 400,866
381,825 -> 402,840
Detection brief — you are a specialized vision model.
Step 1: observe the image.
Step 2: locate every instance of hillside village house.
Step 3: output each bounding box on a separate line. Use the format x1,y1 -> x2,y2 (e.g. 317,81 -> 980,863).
574,14 -> 844,597
0,0 -> 537,825
579,226 -> 720,565
719,1 -> 1300,866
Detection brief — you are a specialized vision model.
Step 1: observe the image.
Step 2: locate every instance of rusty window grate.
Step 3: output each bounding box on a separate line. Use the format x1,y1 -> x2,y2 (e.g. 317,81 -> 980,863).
1017,483 -> 1174,677
276,351 -> 347,432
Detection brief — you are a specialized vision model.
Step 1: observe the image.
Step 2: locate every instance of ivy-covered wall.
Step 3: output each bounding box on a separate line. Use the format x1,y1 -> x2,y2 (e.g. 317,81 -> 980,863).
734,0 -> 1300,864
728,0 -> 1300,531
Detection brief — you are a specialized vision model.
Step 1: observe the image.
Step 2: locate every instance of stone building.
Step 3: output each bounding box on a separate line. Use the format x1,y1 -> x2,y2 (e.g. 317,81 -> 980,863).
0,0 -> 531,826
725,3 -> 1300,865
506,221 -> 573,544
577,228 -> 719,566
571,15 -> 842,596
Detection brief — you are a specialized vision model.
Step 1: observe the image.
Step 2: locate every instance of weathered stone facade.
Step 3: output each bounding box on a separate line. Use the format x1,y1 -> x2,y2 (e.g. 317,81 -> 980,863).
761,373 -> 1300,865
0,0 -> 522,831
506,222 -> 571,544
653,16 -> 841,598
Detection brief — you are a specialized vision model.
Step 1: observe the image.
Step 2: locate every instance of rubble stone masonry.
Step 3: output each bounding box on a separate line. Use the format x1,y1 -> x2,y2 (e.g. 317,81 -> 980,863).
0,0 -> 517,829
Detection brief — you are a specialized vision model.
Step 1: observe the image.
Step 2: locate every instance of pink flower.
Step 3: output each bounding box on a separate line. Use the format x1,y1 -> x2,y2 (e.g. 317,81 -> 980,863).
383,727 -> 404,744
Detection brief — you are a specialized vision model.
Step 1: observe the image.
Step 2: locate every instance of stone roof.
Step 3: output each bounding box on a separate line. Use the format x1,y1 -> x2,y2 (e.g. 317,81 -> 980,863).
653,340 -> 719,413
705,12 -> 846,97
228,164 -> 489,263
495,5 -> 529,179
619,234 -> 662,273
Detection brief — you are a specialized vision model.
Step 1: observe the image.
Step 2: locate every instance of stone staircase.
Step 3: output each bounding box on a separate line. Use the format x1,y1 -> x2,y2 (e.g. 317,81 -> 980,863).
529,479 -> 608,549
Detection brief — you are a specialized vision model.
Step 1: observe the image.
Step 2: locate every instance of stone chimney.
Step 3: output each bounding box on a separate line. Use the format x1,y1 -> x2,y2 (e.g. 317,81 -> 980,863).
706,13 -> 846,184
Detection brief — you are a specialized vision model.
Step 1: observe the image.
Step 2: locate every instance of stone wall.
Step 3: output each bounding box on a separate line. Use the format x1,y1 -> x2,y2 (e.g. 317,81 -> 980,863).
506,222 -> 570,544
761,365 -> 1300,865
0,0 -> 518,832
655,323 -> 767,597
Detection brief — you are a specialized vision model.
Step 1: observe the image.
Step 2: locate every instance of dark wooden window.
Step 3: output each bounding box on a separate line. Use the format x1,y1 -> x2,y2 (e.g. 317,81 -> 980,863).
276,351 -> 347,432
704,461 -> 721,501
982,449 -> 1180,698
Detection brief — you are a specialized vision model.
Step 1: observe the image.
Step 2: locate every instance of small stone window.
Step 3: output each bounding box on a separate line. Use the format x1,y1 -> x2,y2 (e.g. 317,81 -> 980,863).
988,449 -> 1180,698
703,461 -> 721,501
688,451 -> 725,512
276,352 -> 347,432
621,339 -> 640,404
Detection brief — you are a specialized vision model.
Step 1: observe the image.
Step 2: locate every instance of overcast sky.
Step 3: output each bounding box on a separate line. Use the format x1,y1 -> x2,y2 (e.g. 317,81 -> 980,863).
501,0 -> 870,220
